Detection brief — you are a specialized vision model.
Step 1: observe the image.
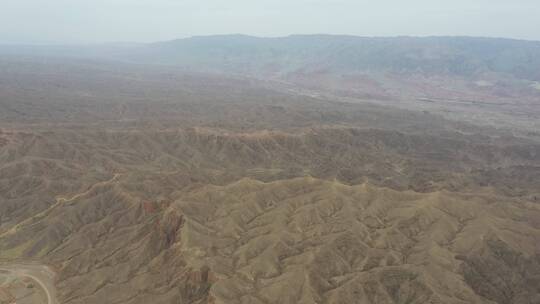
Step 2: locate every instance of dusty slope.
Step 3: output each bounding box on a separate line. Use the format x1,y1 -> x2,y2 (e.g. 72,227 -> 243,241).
0,59 -> 539,304
0,127 -> 539,304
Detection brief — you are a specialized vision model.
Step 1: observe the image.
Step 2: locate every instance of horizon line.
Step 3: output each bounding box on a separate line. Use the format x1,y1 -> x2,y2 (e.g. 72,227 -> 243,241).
2,33 -> 540,47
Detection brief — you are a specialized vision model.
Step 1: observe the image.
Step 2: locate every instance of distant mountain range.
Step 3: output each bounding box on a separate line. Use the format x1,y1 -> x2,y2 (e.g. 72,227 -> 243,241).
2,35 -> 540,81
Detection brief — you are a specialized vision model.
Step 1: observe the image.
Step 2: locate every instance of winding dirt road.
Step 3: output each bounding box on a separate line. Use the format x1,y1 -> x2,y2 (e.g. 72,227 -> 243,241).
0,263 -> 57,304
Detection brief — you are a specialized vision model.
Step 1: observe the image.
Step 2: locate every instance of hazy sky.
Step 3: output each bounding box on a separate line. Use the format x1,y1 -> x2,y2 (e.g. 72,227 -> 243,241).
1,0 -> 539,44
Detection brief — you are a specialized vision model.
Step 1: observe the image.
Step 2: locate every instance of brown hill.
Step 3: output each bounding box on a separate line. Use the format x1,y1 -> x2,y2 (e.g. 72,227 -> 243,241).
0,57 -> 539,304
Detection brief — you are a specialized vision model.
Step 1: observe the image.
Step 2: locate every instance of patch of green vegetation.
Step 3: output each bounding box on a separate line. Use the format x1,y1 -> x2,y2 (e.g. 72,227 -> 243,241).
0,240 -> 33,260
35,244 -> 52,258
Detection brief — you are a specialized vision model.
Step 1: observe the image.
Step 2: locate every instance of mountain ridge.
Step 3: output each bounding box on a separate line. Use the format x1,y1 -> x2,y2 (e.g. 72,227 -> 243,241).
3,35 -> 540,81
1,39 -> 540,304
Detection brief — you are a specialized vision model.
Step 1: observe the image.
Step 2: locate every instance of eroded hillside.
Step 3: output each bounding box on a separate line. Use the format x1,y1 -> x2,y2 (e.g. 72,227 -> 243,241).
0,58 -> 539,304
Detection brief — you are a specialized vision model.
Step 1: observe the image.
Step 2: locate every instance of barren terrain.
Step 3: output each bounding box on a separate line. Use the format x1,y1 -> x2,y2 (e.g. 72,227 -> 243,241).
0,36 -> 539,304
